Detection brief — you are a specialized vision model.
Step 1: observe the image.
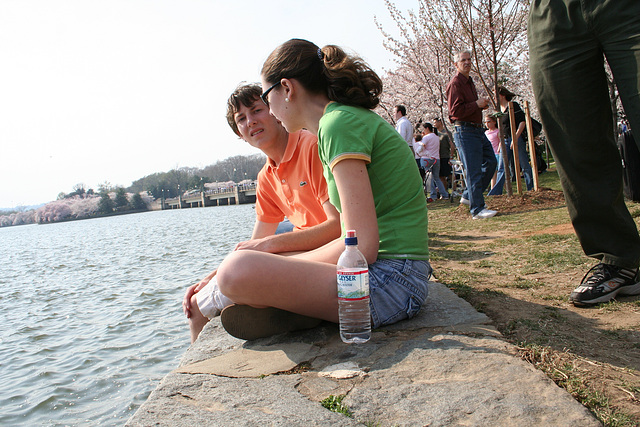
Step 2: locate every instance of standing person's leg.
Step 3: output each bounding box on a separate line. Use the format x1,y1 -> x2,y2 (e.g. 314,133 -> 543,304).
488,141 -> 510,196
430,159 -> 449,199
517,137 -> 534,191
490,153 -> 500,191
454,125 -> 485,215
426,160 -> 435,199
439,157 -> 452,191
430,158 -> 439,198
480,132 -> 498,194
453,130 -> 468,202
420,158 -> 434,196
529,0 -> 640,304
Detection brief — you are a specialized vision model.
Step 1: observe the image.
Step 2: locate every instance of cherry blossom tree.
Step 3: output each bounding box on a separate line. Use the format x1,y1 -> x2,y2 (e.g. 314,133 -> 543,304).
69,197 -> 100,218
377,0 -> 530,119
33,196 -> 102,224
0,211 -> 36,226
0,192 -> 154,227
377,0 -> 530,195
35,200 -> 73,223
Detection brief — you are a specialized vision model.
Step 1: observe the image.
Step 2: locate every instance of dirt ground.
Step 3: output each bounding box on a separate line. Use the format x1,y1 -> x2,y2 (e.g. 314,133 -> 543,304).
428,188 -> 640,426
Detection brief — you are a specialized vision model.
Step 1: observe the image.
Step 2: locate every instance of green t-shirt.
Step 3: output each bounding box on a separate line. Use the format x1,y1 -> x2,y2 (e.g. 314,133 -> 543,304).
318,102 -> 429,260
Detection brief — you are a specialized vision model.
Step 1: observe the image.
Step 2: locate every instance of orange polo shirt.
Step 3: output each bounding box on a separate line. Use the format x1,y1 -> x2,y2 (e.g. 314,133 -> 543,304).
255,130 -> 330,230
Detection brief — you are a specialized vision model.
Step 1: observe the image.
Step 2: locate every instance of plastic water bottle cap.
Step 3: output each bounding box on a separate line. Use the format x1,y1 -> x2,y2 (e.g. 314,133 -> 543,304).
345,229 -> 358,245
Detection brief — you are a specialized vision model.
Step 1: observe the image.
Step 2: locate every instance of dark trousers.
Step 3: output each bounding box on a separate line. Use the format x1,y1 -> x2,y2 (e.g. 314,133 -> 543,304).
529,0 -> 640,268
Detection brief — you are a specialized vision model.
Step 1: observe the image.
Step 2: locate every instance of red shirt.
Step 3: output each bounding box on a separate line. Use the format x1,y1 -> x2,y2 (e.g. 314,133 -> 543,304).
446,72 -> 482,124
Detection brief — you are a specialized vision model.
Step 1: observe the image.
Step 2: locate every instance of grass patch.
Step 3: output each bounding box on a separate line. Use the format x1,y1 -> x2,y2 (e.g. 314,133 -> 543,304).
504,276 -> 542,289
429,170 -> 640,425
628,206 -> 640,218
504,318 -> 541,336
600,329 -> 623,340
542,306 -> 566,321
476,260 -> 493,268
518,344 -> 636,426
429,246 -> 490,262
599,300 -> 623,313
619,382 -> 640,396
528,233 -> 574,244
540,294 -> 567,302
320,395 -> 351,417
527,239 -> 586,271
537,168 -> 563,191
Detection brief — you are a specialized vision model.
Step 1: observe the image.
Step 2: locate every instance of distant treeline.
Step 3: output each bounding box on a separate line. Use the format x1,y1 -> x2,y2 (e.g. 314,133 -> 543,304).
127,154 -> 266,199
0,189 -> 156,227
0,153 -> 267,228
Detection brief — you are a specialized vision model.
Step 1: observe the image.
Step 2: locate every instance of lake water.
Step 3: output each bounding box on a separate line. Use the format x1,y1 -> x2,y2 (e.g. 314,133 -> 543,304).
0,205 -> 255,426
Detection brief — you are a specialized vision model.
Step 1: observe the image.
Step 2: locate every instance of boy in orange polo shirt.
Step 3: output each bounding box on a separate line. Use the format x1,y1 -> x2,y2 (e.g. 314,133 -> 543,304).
182,83 -> 340,343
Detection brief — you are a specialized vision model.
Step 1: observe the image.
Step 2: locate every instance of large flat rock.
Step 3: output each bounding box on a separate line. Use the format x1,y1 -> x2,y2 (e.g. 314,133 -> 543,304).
127,282 -> 598,426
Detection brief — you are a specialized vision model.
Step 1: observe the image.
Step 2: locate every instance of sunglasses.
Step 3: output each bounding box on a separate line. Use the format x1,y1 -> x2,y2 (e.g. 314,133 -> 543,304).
260,81 -> 282,106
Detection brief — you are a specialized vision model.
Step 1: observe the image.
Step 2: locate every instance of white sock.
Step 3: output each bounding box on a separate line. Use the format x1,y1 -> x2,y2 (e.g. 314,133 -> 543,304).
212,279 -> 234,310
196,276 -> 234,318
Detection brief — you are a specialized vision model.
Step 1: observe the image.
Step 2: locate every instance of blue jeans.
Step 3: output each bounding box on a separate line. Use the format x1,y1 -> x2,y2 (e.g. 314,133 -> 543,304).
419,157 -> 436,171
369,259 -> 431,328
428,159 -> 449,199
453,125 -> 497,215
419,158 -> 447,198
275,219 -> 294,234
488,136 -> 534,195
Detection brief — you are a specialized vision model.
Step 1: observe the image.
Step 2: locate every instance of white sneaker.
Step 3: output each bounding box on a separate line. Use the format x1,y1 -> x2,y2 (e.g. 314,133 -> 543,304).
472,208 -> 497,219
460,197 -> 486,209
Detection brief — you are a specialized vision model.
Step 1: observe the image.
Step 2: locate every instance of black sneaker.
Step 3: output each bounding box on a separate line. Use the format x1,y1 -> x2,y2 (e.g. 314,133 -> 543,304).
569,263 -> 640,306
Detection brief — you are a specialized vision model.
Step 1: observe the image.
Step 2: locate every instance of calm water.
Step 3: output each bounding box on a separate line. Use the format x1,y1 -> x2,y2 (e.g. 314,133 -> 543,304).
0,205 -> 255,426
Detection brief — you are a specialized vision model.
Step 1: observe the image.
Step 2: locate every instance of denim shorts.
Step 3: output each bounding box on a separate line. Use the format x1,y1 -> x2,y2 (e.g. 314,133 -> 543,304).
369,258 -> 432,328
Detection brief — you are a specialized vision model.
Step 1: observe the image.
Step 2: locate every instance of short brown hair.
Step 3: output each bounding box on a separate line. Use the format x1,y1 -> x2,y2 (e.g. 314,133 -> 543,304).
226,83 -> 262,137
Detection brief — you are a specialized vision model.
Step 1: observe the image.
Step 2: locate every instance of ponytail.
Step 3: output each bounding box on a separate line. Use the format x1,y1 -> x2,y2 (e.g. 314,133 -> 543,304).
262,39 -> 382,110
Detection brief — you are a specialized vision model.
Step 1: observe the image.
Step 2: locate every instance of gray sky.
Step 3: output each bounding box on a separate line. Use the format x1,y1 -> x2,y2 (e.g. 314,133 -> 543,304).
0,0 -> 415,208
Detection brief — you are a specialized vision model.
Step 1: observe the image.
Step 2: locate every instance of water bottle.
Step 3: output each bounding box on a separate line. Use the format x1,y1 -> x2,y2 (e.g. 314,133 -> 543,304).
337,230 -> 371,343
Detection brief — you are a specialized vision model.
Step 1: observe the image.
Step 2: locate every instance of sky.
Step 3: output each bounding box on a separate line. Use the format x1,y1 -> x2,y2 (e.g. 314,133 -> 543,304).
0,0 -> 418,209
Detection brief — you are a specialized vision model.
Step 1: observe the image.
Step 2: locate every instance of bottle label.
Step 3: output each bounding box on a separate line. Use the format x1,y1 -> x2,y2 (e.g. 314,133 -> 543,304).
337,269 -> 369,300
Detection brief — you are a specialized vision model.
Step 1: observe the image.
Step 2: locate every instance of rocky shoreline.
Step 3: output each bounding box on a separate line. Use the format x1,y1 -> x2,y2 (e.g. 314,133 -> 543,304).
126,282 -> 598,426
